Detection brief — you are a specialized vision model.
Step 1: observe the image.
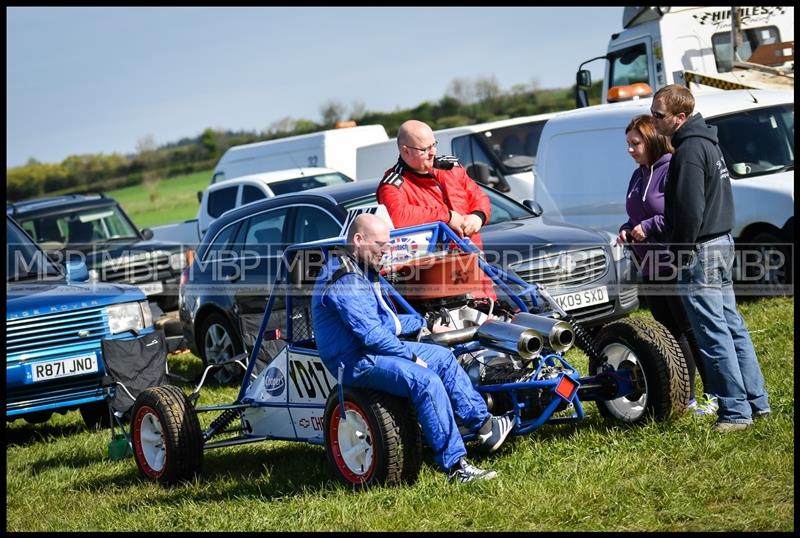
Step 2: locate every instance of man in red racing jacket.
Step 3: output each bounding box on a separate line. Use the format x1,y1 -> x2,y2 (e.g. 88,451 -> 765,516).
376,119 -> 495,299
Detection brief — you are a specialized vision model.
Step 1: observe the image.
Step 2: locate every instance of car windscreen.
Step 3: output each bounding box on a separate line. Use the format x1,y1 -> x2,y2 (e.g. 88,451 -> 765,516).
7,217 -> 62,281
17,205 -> 140,247
708,104 -> 794,178
269,172 -> 353,196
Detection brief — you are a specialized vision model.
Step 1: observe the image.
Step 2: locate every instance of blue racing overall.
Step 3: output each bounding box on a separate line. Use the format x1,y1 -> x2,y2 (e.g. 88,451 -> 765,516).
311,249 -> 491,471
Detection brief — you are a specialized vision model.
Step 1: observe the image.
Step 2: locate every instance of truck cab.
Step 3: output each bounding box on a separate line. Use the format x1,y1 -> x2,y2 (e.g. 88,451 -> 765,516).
576,6 -> 794,108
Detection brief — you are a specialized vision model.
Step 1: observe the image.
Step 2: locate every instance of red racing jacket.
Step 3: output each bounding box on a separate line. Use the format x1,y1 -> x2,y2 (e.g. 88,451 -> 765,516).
376,158 -> 492,251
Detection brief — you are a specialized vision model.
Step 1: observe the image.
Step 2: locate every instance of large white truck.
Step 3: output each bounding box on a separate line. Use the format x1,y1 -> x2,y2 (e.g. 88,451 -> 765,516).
356,113 -> 556,202
575,6 -> 794,108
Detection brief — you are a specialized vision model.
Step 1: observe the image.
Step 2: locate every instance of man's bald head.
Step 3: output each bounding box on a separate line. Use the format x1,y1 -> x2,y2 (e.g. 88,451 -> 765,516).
347,213 -> 389,243
397,120 -> 437,174
397,120 -> 434,149
347,213 -> 391,271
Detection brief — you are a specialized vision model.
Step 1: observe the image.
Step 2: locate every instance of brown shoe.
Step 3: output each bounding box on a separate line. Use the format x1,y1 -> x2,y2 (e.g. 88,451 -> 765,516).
712,421 -> 751,433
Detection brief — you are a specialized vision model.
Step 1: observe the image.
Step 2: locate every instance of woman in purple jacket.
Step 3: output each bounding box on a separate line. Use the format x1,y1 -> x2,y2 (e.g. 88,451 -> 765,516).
616,114 -> 715,415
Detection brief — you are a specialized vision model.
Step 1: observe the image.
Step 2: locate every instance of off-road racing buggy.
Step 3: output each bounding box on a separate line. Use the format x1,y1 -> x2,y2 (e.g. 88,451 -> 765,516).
129,220 -> 689,487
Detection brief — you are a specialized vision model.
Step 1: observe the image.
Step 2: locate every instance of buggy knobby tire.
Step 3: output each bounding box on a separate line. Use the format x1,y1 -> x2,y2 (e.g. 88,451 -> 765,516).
590,317 -> 689,423
324,387 -> 422,488
131,385 -> 203,485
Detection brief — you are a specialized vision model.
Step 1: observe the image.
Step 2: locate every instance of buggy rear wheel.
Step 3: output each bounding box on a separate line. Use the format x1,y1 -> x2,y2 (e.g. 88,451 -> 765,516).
131,385 -> 203,485
590,317 -> 689,424
324,387 -> 421,488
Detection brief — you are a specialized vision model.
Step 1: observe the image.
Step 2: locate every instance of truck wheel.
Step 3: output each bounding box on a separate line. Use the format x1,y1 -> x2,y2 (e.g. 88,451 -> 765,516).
79,401 -> 112,430
590,317 -> 689,424
199,312 -> 244,385
324,387 -> 421,488
131,385 -> 203,485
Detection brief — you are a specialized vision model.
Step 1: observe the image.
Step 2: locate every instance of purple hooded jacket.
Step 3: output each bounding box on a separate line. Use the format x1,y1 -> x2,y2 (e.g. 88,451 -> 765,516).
619,153 -> 672,278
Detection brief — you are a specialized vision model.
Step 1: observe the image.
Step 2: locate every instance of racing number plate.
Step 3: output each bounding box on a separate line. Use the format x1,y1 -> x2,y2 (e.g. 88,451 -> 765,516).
29,353 -> 98,382
552,286 -> 608,311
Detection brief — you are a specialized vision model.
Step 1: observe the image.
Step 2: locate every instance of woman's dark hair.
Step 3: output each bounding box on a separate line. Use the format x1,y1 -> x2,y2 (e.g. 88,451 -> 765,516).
625,114 -> 674,166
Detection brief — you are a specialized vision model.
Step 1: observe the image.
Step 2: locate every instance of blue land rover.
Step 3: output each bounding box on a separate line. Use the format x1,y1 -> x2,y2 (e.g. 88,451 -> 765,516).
6,215 -> 157,428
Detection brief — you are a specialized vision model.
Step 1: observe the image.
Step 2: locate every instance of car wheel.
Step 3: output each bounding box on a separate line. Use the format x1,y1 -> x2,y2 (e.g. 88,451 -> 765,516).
79,401 -> 112,429
590,317 -> 689,424
131,385 -> 203,485
199,312 -> 244,385
23,411 -> 53,425
737,231 -> 792,293
324,387 -> 421,488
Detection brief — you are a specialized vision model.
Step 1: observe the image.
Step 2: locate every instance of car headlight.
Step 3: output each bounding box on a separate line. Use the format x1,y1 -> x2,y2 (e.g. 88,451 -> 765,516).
107,300 -> 153,334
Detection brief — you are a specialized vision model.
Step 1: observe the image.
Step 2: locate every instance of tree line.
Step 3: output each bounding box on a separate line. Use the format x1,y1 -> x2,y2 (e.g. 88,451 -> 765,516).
6,76 -> 602,202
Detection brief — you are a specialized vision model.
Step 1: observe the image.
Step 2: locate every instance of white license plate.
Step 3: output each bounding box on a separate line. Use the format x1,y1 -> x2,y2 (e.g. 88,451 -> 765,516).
552,286 -> 608,311
29,353 -> 98,382
138,281 -> 164,295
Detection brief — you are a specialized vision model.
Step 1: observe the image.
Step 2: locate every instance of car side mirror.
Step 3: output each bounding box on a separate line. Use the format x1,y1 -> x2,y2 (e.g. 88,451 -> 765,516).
65,260 -> 90,283
197,191 -> 202,203
141,228 -> 154,240
522,199 -> 543,217
467,162 -> 492,186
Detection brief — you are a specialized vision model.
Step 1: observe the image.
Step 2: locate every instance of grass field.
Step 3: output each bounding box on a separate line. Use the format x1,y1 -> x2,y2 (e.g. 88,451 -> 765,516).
107,169 -> 212,230
6,297 -> 794,531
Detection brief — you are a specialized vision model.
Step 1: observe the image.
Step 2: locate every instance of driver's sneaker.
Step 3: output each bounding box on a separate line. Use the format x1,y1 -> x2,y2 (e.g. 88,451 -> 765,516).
447,458 -> 497,484
478,413 -> 515,453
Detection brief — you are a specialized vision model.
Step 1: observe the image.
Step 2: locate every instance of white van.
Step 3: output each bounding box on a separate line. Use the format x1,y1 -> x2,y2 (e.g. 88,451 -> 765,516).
356,113 -> 556,202
197,167 -> 352,237
210,124 -> 388,184
534,89 -> 794,287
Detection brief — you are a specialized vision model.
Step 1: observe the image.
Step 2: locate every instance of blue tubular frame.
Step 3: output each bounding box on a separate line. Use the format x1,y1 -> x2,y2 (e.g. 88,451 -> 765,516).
225,221 -> 635,441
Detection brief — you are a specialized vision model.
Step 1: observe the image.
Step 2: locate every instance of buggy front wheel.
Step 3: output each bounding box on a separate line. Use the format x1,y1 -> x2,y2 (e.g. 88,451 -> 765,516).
590,317 -> 689,424
324,387 -> 421,488
131,385 -> 203,485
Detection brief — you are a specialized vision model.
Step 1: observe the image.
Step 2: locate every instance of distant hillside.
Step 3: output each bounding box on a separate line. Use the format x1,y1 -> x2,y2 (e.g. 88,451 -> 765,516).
6,78 -> 602,202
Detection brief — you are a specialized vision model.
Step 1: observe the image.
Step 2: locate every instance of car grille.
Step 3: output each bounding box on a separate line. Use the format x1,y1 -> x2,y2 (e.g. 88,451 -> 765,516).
7,306 -> 109,358
97,251 -> 172,284
512,247 -> 609,290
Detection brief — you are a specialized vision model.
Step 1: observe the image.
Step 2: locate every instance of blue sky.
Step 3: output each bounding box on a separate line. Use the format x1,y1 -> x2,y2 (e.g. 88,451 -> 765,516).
6,6 -> 622,168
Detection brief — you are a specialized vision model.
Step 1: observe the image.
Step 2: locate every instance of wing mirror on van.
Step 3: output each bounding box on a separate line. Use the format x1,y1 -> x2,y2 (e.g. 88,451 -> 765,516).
577,69 -> 592,88
522,199 -> 544,217
197,191 -> 202,203
141,228 -> 154,240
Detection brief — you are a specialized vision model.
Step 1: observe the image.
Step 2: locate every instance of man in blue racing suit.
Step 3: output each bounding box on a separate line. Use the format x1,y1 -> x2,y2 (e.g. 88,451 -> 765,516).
311,213 -> 514,483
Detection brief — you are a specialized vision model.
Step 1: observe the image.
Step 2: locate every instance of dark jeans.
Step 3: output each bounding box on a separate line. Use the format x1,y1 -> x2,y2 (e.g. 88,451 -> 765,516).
639,274 -> 707,400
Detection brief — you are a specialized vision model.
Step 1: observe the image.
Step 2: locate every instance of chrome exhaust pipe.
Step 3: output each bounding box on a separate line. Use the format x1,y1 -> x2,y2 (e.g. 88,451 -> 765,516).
423,326 -> 479,347
511,312 -> 575,352
475,320 -> 543,359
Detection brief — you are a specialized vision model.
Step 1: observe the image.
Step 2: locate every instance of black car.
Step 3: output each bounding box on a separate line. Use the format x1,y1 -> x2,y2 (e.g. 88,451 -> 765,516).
179,180 -> 639,378
7,193 -> 191,313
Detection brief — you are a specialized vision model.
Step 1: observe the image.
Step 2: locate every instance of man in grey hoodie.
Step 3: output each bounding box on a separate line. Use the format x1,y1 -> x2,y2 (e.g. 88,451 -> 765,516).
651,84 -> 770,433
